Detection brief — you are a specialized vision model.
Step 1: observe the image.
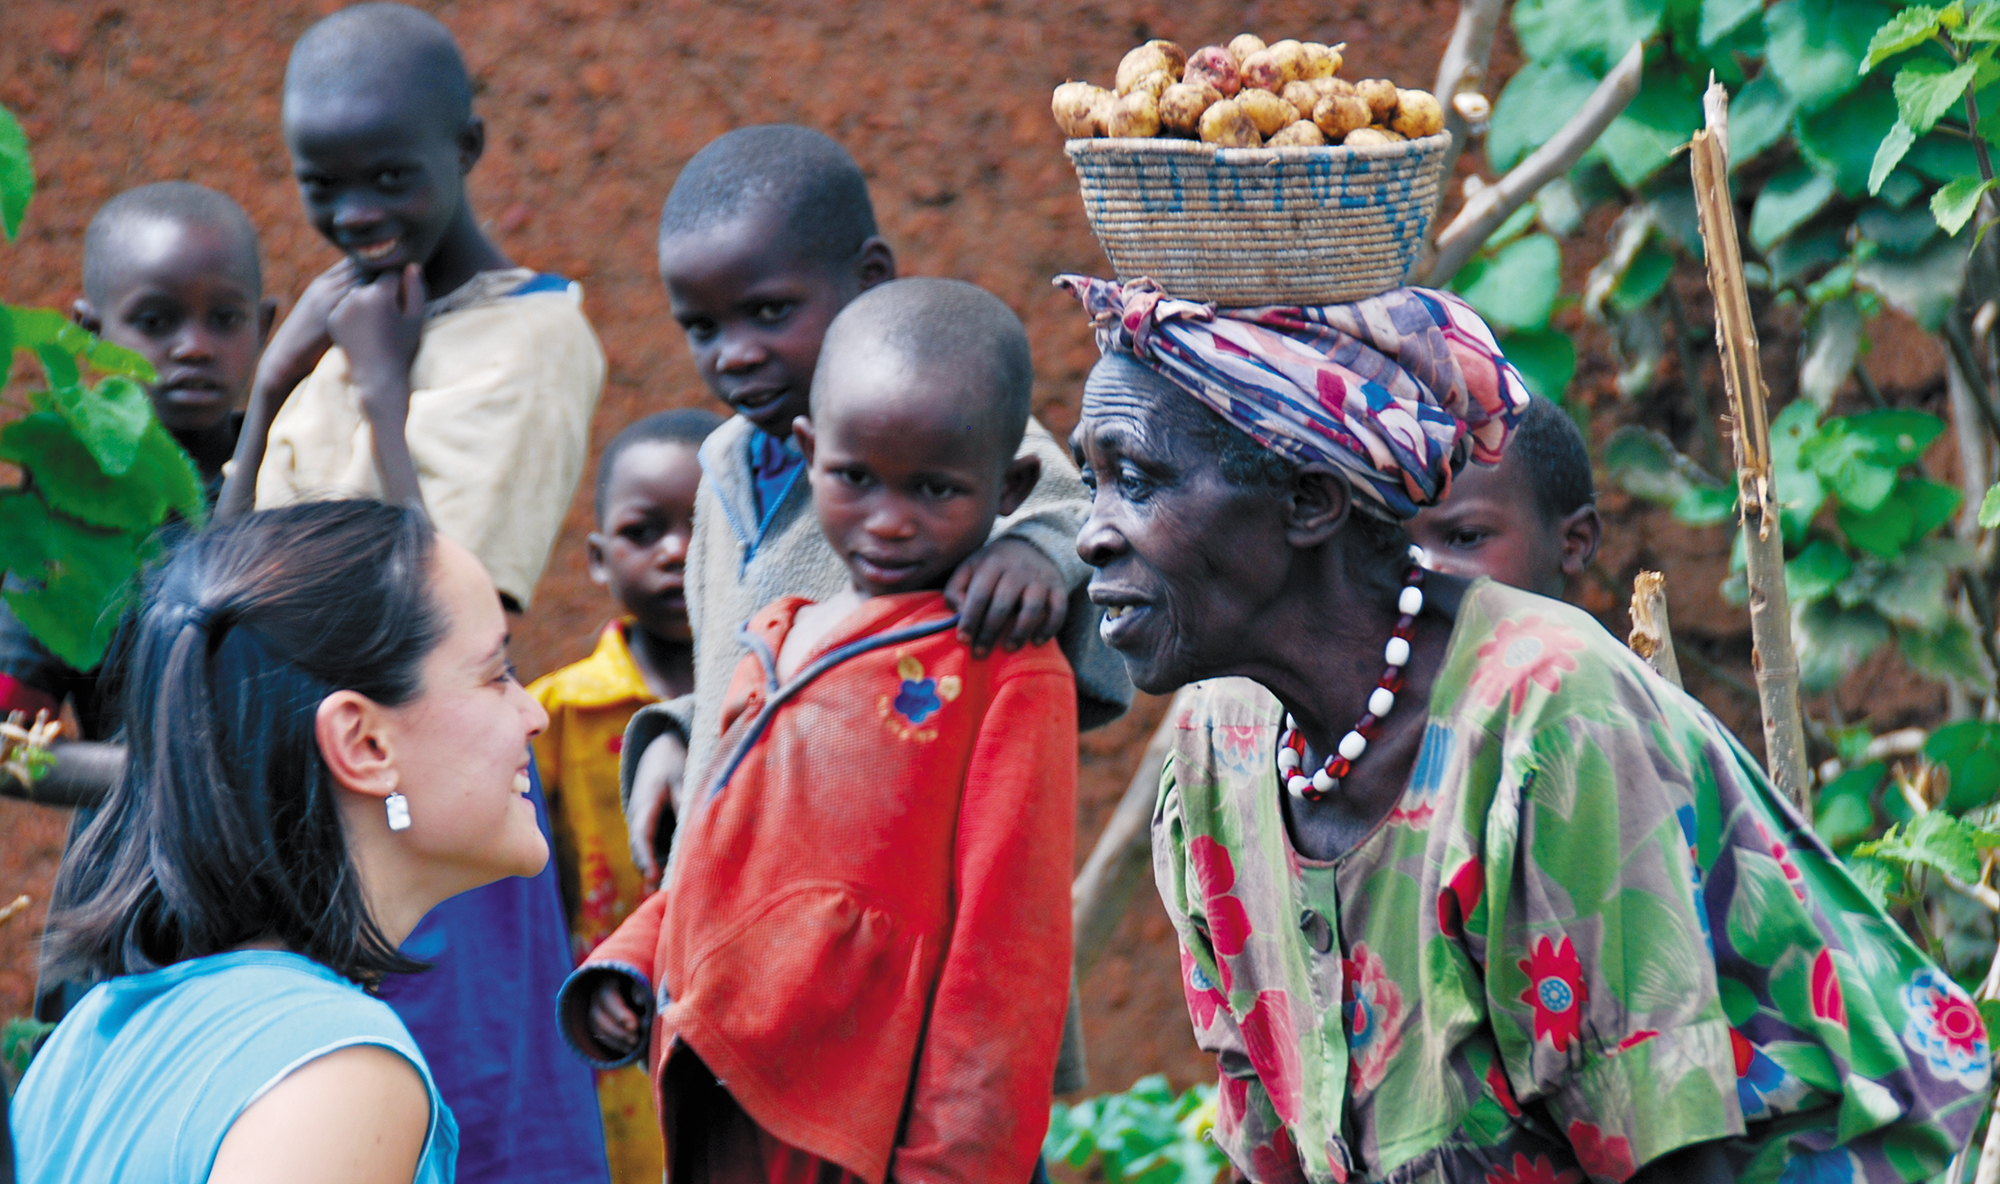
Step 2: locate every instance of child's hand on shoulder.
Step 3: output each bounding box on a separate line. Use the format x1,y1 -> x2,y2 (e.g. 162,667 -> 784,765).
329,263 -> 426,425
946,537 -> 1069,658
588,977 -> 644,1057
255,258 -> 361,397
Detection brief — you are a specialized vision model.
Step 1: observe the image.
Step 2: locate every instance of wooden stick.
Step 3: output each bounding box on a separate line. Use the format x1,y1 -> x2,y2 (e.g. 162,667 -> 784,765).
1627,571 -> 1685,688
1426,0 -> 1508,235
1071,689 -> 1189,979
1423,41 -> 1645,286
1689,78 -> 1813,813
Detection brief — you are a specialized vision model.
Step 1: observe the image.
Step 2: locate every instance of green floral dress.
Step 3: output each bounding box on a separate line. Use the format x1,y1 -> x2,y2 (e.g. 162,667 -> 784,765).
1154,580 -> 1988,1184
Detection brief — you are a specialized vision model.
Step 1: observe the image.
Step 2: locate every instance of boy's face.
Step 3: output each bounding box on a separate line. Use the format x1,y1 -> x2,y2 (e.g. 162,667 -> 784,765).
659,209 -> 888,440
587,441 -> 704,645
284,91 -> 475,277
74,219 -> 272,435
1406,453 -> 1601,598
799,351 -> 1036,597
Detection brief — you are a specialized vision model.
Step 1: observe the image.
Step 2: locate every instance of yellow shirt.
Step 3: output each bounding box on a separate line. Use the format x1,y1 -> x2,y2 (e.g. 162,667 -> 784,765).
527,620 -> 663,1184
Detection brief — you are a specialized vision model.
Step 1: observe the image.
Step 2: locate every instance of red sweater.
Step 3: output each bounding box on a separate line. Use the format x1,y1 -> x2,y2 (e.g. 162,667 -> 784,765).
576,591 -> 1077,1183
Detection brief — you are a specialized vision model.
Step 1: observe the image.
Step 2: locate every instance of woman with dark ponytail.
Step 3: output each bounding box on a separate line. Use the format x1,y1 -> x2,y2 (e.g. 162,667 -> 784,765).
9,499 -> 551,1184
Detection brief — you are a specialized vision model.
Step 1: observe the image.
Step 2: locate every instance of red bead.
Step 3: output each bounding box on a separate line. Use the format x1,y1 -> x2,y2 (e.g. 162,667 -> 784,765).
1381,667 -> 1404,692
1406,566 -> 1425,584
1355,713 -> 1378,735
1392,620 -> 1415,641
1328,757 -> 1351,778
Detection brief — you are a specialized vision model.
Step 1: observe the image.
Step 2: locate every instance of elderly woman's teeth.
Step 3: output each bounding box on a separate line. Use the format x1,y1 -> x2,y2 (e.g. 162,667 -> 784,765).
1105,605 -> 1130,619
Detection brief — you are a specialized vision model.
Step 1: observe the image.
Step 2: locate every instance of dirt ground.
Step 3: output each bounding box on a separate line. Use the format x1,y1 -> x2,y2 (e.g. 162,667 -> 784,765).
0,0 -> 1956,1097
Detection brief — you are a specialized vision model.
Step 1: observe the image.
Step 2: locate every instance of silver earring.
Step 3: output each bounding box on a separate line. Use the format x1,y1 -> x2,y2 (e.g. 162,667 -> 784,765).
385,792 -> 412,832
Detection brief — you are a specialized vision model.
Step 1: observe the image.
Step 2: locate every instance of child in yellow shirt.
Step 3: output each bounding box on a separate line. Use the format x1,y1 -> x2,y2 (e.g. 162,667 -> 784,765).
529,407 -> 719,1184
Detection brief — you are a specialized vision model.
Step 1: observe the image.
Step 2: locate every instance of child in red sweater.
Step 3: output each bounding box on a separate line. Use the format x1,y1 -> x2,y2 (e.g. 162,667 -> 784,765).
558,278 -> 1076,1184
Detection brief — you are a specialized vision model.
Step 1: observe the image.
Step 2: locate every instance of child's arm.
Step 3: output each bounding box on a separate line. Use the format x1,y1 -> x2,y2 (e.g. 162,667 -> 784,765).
555,887 -> 668,1069
217,260 -> 362,522
325,264 -> 427,512
893,667 -> 1077,1183
948,418 -> 1090,656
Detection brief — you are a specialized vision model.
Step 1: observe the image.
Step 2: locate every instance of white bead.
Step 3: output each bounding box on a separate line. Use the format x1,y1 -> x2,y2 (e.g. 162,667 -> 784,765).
1338,731 -> 1368,761
1312,767 -> 1338,793
1385,636 -> 1412,666
1288,774 -> 1311,795
1398,585 -> 1425,616
1278,747 -> 1301,773
1408,544 -> 1427,564
1369,686 -> 1396,716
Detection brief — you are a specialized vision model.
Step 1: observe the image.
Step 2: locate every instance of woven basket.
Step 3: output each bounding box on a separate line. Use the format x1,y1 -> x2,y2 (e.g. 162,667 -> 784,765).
1066,133 -> 1451,307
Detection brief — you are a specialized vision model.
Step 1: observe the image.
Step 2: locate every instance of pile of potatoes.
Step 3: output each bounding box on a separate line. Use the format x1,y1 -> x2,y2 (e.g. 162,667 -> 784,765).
1052,34 -> 1444,149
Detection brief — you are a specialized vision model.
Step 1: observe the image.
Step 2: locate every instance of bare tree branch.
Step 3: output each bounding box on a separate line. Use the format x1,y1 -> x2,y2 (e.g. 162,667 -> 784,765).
1422,40 -> 1646,287
1426,0 -> 1509,232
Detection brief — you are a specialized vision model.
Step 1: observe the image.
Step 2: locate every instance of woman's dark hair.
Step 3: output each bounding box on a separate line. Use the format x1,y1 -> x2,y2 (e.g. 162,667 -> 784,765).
44,500 -> 445,986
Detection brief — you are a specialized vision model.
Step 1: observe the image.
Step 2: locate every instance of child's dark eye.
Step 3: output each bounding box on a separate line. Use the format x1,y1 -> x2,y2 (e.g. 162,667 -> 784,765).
750,302 -> 793,325
619,523 -> 663,546
1447,528 -> 1492,549
211,308 -> 247,332
131,311 -> 174,335
373,168 -> 412,189
917,480 -> 960,501
680,318 -> 717,344
837,467 -> 874,488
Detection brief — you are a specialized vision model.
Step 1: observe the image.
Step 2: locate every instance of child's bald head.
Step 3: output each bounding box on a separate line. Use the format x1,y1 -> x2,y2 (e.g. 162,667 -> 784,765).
82,183 -> 260,311
283,4 -> 472,136
1408,397 -> 1602,599
659,126 -> 878,274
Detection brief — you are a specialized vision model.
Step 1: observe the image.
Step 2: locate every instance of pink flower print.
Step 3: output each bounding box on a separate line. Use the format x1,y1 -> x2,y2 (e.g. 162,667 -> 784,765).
1518,935 -> 1587,1053
1217,1073 -> 1250,1136
1485,1059 -> 1521,1117
1215,723 -> 1263,772
1180,946 -> 1229,1032
1565,1120 -> 1635,1182
1471,616 -> 1585,716
1240,990 -> 1306,1125
1341,942 -> 1406,1092
1188,836 -> 1254,960
1754,819 -> 1807,903
1486,1154 -> 1583,1184
1613,1030 -> 1657,1053
1248,1120 -> 1310,1184
1438,858 -> 1484,939
1811,949 -> 1847,1029
1899,969 -> 1993,1089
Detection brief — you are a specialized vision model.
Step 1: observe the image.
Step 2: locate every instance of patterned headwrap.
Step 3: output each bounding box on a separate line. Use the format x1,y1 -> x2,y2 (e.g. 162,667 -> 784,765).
1058,276 -> 1534,521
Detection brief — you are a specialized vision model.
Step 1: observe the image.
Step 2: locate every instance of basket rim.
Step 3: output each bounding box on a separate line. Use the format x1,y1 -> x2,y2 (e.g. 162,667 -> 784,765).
1064,131 -> 1451,165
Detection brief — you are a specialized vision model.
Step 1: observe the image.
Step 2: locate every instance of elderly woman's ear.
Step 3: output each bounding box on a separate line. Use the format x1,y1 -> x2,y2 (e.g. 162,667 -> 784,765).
1283,465 -> 1356,548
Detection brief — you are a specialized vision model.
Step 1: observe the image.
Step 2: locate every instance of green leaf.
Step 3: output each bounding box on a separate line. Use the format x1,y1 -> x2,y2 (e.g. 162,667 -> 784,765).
1800,296 -> 1863,409
1675,483 -> 1742,523
1895,58 -> 1982,133
1498,328 -> 1578,400
1927,720 -> 2000,808
1515,0 -> 1668,69
1799,79 -> 1904,195
1771,399 -> 1831,534
1964,0 -> 2000,39
50,377 -> 154,477
1933,176 -> 1999,234
1854,225 -> 1970,328
1729,74 -> 1800,168
1906,128 -> 1985,182
1853,809 -> 1982,881
1702,0 -> 1765,44
1857,200 -> 1943,250
2,513 -> 149,672
1605,424 -> 1729,503
35,345 -> 78,390
0,413 -> 198,533
1794,598 -> 1891,691
1599,64 -> 1707,187
1611,240 -> 1676,311
1978,481 -> 2000,527
1844,541 -> 1954,627
1787,537 -> 1855,602
1489,58 -> 1606,173
1488,200 -> 1545,252
1847,408 -> 1949,463
1878,167 -> 1928,207
1863,5 -> 1944,70
1868,118 -> 1919,194
1816,763 -> 1883,847
1768,0 -> 1899,111
1839,492 -> 1919,553
3,305 -> 68,351
1751,163 -> 1839,250
1801,410 -> 1944,512
1900,615 -> 1992,688
0,106 -> 31,241
1899,475 -> 1964,536
81,338 -> 156,383
1454,234 -> 1564,331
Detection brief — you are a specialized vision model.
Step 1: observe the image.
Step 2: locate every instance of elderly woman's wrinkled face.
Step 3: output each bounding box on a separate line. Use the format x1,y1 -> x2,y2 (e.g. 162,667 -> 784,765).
1071,355 -> 1294,694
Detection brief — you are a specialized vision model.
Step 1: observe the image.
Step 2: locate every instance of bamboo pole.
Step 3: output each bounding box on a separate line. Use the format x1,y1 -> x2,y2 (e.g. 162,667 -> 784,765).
1627,571 -> 1684,689
1689,78 -> 1812,813
1071,689 -> 1190,978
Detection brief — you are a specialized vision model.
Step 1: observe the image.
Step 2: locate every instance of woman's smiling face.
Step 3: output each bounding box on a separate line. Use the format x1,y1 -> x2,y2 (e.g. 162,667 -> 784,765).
1070,356 -> 1295,694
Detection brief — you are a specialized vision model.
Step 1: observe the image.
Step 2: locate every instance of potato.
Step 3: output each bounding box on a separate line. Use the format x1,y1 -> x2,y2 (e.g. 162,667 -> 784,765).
1106,90 -> 1162,138
1117,44 -> 1178,94
1267,119 -> 1327,147
1237,49 -> 1285,93
1281,80 -> 1321,119
1300,41 -> 1343,79
1227,33 -> 1268,62
1143,39 -> 1188,77
1391,89 -> 1444,138
1184,46 -> 1241,97
1452,91 -> 1492,122
1052,81 -> 1113,136
1268,39 -> 1309,84
1199,98 -> 1261,147
1356,78 -> 1400,121
1159,81 -> 1222,135
1312,93 -> 1371,140
1127,68 -> 1176,100
1319,76 -> 1358,99
1344,126 -> 1403,146
1237,87 -> 1297,136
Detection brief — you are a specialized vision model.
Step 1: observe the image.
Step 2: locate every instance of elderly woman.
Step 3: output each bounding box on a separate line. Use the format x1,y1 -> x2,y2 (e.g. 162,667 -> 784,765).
1061,277 -> 1987,1184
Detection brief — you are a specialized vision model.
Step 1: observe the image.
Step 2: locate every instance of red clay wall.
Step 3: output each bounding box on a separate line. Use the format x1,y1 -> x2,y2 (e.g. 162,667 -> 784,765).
0,0 -> 1954,1097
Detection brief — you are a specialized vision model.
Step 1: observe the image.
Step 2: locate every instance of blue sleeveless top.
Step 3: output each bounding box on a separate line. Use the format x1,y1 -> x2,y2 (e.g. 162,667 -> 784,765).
8,949 -> 457,1183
